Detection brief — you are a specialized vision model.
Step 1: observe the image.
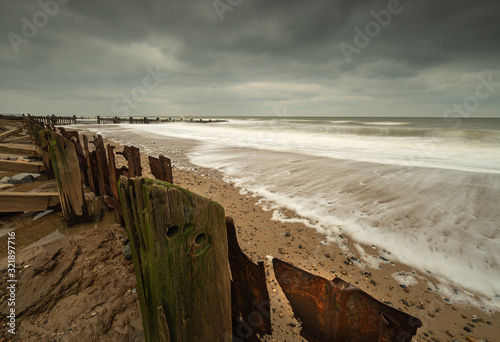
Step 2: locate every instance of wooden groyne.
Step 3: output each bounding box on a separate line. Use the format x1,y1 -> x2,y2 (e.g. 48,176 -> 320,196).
0,117 -> 422,341
1,114 -> 228,125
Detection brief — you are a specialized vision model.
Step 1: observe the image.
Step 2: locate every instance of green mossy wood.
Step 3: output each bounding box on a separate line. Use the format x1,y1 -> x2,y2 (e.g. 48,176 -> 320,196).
46,130 -> 90,225
118,177 -> 232,342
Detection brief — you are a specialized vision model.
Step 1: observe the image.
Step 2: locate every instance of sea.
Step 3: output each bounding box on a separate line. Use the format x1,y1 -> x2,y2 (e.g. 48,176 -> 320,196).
77,116 -> 500,311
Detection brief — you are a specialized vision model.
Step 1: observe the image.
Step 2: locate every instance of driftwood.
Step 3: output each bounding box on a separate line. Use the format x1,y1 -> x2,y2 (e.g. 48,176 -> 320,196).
46,130 -> 90,225
118,177 -> 231,341
0,192 -> 60,212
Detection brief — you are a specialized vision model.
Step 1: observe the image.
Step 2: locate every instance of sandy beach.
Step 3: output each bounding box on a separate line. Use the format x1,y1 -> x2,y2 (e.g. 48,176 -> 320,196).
0,125 -> 498,342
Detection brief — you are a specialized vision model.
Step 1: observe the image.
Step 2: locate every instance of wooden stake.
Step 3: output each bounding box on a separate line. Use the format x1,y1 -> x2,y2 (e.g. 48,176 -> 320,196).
46,130 -> 90,225
148,155 -> 173,184
118,177 -> 232,341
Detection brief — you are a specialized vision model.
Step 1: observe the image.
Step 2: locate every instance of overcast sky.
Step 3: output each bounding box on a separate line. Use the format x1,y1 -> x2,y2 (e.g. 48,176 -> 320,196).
1,0 -> 499,117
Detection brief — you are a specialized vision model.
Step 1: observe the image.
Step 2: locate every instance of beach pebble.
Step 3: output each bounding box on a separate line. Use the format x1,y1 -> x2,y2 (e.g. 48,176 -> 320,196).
122,244 -> 132,260
463,326 -> 471,332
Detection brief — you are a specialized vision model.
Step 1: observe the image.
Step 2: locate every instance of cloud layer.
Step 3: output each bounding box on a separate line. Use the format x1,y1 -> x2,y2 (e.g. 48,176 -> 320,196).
1,0 -> 499,117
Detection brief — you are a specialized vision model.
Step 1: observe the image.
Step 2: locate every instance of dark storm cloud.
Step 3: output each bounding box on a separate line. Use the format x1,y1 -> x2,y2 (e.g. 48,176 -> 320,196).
1,0 -> 499,116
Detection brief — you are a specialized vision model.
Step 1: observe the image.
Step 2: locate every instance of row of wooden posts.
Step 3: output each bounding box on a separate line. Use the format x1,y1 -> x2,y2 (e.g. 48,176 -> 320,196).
24,118 -> 173,225
22,114 -> 229,126
21,118 -> 422,341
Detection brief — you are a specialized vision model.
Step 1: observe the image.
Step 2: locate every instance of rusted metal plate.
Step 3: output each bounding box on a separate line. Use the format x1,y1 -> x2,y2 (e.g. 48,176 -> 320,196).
273,258 -> 422,342
227,217 -> 271,341
148,155 -> 173,184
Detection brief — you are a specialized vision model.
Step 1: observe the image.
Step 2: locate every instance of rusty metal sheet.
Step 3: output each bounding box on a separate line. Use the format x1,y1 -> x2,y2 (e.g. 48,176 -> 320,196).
227,217 -> 271,341
273,258 -> 422,342
148,155 -> 174,184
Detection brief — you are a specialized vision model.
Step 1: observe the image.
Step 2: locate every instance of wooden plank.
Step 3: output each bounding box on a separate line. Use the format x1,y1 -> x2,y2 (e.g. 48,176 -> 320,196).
118,145 -> 142,177
82,134 -> 99,195
3,135 -> 32,144
93,135 -> 110,197
0,192 -> 60,212
0,160 -> 44,173
148,155 -> 173,184
0,128 -> 23,141
107,144 -> 119,201
118,177 -> 232,341
0,143 -> 39,157
46,130 -> 90,225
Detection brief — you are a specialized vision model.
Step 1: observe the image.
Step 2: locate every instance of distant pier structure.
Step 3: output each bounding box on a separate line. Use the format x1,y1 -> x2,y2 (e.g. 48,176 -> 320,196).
1,114 -> 228,125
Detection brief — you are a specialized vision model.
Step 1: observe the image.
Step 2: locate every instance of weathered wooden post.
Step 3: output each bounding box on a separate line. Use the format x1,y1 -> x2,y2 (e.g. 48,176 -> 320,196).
118,177 -> 232,341
97,116 -> 101,124
82,134 -> 99,195
107,144 -> 119,201
93,135 -> 111,197
46,130 -> 90,225
148,155 -> 173,184
118,145 -> 142,177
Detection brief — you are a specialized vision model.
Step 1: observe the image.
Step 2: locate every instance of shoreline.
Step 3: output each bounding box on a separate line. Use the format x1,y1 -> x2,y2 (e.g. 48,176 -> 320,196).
82,125 -> 498,341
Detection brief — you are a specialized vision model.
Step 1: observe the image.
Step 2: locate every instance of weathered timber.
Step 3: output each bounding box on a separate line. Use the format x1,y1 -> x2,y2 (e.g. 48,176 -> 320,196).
148,155 -> 173,184
118,177 -> 232,341
0,160 -> 44,173
0,192 -> 60,212
0,143 -> 39,157
107,144 -> 119,200
82,134 -> 99,195
0,128 -> 23,141
92,135 -> 111,197
118,145 -> 142,177
24,121 -> 54,178
3,135 -> 32,144
226,217 -> 271,341
58,128 -> 89,186
273,258 -> 422,342
46,130 -> 90,225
